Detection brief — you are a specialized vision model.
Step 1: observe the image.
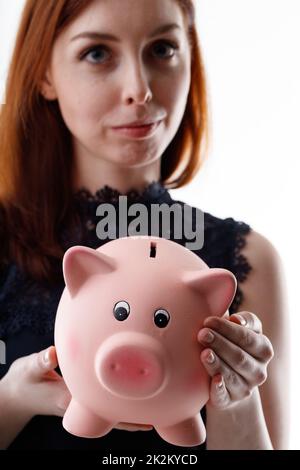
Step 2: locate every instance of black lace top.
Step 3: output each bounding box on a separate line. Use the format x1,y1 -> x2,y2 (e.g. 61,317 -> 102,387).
0,181 -> 252,450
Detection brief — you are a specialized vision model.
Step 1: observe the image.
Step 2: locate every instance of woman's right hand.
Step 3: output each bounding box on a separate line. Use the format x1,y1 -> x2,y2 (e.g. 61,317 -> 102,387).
1,346 -> 153,432
1,346 -> 71,420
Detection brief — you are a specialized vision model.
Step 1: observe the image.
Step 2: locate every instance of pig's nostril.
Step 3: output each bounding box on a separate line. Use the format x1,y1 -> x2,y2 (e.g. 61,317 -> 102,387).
110,363 -> 148,376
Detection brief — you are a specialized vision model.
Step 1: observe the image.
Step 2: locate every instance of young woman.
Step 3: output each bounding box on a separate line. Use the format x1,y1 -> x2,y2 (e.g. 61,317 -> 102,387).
0,0 -> 289,450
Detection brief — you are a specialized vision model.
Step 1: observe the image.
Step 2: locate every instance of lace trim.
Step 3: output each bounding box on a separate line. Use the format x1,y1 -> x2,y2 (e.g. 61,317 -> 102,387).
73,180 -> 166,205
227,219 -> 252,314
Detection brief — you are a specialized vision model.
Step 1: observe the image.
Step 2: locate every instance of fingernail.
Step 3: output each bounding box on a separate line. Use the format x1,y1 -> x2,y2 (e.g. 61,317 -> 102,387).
235,315 -> 247,326
200,330 -> 215,343
44,348 -> 51,364
205,351 -> 215,364
216,376 -> 223,389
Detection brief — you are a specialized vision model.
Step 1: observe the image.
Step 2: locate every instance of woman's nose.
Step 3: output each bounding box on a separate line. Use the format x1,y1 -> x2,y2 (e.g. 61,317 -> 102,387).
121,60 -> 153,104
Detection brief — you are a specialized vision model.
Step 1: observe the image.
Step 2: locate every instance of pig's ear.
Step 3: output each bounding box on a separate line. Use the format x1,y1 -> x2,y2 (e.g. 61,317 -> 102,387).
63,245 -> 117,298
182,268 -> 237,317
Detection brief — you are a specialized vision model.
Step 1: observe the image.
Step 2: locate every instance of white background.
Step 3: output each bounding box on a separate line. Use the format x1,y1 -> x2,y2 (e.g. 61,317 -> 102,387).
0,0 -> 299,449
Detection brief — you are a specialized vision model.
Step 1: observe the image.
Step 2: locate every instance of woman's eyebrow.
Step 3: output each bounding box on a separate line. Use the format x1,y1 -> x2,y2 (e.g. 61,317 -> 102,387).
70,23 -> 181,43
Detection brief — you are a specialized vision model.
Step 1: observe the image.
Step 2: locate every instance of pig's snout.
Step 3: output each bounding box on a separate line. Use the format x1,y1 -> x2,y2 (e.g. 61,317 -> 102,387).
95,333 -> 169,399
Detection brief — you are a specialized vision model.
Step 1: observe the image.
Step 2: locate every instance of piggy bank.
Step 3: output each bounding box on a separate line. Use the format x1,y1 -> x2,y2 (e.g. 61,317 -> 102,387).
54,235 -> 237,447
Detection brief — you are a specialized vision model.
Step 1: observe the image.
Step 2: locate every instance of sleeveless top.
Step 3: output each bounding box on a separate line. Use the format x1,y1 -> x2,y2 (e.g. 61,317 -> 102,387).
0,181 -> 252,450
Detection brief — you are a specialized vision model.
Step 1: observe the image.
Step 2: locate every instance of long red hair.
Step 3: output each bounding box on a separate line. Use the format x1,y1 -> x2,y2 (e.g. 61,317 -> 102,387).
0,0 -> 210,282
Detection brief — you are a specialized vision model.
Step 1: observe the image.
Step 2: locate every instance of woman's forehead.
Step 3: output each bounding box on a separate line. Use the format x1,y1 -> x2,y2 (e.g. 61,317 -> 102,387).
64,0 -> 187,38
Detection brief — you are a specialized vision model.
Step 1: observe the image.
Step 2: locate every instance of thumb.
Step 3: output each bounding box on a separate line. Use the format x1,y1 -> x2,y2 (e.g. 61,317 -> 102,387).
30,346 -> 59,378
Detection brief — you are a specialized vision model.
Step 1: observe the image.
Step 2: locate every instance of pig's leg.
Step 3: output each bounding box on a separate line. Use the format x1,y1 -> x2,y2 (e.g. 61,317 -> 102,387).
155,414 -> 206,447
63,399 -> 115,438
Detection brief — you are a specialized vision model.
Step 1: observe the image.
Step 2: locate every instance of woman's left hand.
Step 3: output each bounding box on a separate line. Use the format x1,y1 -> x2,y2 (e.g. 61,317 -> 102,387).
197,311 -> 274,410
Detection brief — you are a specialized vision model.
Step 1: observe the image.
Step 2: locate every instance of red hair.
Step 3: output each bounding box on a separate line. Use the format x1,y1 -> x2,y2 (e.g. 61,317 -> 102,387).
0,0 -> 210,282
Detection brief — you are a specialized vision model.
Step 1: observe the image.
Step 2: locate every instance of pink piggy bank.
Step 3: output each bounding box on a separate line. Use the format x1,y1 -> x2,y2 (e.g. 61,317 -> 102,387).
54,235 -> 237,447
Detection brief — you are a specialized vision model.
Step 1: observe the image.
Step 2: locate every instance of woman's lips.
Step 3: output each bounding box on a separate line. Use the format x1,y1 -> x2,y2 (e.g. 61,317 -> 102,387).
111,120 -> 162,139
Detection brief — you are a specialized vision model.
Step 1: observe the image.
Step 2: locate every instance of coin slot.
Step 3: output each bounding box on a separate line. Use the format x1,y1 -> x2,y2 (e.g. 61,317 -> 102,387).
150,242 -> 157,258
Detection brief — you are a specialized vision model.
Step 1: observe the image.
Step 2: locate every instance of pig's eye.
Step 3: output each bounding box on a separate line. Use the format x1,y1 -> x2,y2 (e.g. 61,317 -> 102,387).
154,309 -> 170,328
113,301 -> 130,321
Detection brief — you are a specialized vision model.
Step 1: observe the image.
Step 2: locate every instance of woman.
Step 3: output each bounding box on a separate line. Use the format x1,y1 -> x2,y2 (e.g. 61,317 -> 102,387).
0,0 -> 289,450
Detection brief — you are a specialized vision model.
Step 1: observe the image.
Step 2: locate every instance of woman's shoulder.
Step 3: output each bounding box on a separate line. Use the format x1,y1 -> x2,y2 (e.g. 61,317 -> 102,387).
236,228 -> 282,268
232,227 -> 286,312
200,211 -> 284,313
202,213 -> 284,318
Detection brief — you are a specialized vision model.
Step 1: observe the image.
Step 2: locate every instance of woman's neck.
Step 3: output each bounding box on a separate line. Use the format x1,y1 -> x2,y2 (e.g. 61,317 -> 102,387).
72,150 -> 162,196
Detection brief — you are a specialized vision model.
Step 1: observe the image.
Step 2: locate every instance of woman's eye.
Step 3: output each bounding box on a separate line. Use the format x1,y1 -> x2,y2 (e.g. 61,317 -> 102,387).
82,46 -> 110,64
80,40 -> 179,65
152,40 -> 179,60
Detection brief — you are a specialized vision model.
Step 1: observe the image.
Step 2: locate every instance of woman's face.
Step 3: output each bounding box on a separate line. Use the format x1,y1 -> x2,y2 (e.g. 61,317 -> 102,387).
43,0 -> 192,171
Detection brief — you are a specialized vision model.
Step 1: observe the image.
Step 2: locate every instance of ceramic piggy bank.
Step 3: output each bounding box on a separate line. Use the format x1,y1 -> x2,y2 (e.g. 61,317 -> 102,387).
54,235 -> 237,447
